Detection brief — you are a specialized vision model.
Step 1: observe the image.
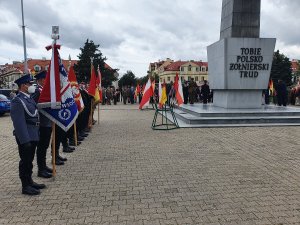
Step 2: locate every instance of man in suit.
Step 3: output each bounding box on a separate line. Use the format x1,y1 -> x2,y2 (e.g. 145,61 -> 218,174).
31,71 -> 53,178
10,74 -> 46,195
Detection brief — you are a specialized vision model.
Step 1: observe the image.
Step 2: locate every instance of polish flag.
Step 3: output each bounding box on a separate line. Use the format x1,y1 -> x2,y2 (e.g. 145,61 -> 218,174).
174,73 -> 184,106
38,44 -> 61,108
139,77 -> 153,109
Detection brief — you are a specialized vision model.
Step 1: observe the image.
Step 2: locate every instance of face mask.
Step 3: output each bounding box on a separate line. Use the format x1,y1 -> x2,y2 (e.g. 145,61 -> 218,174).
27,85 -> 36,94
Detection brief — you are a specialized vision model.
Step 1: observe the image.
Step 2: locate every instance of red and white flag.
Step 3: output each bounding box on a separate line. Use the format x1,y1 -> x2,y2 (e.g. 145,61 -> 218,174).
139,77 -> 153,109
38,44 -> 61,108
174,73 -> 184,106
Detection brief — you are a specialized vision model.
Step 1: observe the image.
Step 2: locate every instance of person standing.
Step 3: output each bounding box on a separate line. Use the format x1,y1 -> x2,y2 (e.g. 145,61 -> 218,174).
10,74 -> 46,195
31,71 -> 53,178
276,80 -> 288,106
200,80 -> 210,104
188,78 -> 197,104
183,81 -> 189,104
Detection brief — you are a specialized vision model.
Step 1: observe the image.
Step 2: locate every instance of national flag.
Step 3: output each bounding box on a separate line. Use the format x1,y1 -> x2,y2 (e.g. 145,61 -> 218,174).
38,44 -> 61,109
174,73 -> 184,106
38,44 -> 78,131
96,67 -> 103,103
158,81 -> 167,108
88,64 -> 100,104
139,77 -> 153,109
68,66 -> 84,112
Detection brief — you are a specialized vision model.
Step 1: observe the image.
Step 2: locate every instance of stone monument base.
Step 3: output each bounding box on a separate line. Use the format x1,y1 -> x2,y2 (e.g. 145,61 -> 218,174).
213,90 -> 262,109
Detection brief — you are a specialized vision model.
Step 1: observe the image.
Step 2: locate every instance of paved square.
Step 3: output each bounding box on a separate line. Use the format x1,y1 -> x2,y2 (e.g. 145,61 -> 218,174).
1,104 -> 300,225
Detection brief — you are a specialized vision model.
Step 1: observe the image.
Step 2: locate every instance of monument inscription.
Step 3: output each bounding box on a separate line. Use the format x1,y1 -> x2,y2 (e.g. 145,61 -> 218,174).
229,47 -> 270,78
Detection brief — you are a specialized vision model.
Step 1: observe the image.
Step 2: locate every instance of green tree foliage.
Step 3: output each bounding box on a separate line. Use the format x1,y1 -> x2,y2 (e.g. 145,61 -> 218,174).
270,50 -> 292,86
118,71 -> 137,87
74,39 -> 118,87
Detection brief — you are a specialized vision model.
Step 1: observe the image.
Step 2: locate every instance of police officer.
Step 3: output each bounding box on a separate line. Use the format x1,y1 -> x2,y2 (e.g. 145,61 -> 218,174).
10,74 -> 46,195
31,71 -> 52,178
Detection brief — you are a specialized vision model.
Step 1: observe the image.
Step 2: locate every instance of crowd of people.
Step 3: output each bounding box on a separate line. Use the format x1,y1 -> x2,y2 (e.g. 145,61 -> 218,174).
10,71 -> 97,195
100,79 -> 212,106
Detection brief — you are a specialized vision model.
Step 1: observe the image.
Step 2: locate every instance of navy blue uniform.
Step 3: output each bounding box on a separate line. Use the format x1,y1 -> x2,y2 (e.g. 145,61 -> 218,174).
10,92 -> 39,187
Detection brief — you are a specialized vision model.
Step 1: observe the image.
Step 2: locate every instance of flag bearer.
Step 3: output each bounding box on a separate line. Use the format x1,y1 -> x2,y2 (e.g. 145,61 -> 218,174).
10,74 -> 46,195
32,71 -> 53,178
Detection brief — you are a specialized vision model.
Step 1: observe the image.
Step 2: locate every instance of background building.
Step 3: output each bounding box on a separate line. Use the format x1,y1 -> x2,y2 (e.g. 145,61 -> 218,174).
149,58 -> 208,85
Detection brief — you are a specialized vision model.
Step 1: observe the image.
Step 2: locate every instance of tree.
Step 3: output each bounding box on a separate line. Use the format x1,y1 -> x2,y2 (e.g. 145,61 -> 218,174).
270,50 -> 292,86
118,71 -> 137,87
74,39 -> 117,87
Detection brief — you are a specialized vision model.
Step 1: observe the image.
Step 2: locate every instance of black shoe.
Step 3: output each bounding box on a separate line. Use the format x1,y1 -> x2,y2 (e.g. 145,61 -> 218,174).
45,166 -> 53,173
63,147 -> 74,153
79,132 -> 88,137
67,146 -> 75,151
77,136 -> 85,141
58,155 -> 67,161
30,181 -> 46,189
69,140 -> 81,146
55,159 -> 65,165
22,186 -> 40,195
38,170 -> 52,179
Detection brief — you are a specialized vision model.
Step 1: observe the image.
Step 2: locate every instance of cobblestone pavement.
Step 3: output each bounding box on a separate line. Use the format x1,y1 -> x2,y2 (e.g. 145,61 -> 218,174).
1,104 -> 300,225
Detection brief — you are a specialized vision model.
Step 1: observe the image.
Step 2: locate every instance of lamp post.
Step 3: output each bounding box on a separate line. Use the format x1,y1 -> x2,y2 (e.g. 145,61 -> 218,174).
20,0 -> 28,74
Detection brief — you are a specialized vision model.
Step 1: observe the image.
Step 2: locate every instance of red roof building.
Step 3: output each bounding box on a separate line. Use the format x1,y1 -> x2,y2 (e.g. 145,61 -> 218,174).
149,59 -> 209,84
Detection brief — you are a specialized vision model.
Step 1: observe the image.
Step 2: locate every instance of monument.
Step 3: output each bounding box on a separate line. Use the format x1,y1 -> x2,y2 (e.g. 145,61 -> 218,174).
207,0 -> 276,108
167,0 -> 300,127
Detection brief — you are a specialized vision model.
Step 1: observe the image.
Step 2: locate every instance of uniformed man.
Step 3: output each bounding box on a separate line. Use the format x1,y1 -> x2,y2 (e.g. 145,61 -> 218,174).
10,74 -> 46,195
31,71 -> 52,178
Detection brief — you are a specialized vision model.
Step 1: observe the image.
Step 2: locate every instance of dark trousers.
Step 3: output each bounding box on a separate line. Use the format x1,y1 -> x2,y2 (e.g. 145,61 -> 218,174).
17,139 -> 37,187
54,125 -> 68,158
202,95 -> 209,104
36,126 -> 52,171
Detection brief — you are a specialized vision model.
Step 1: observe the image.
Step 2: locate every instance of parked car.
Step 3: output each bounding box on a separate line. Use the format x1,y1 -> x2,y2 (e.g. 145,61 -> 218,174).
0,94 -> 11,116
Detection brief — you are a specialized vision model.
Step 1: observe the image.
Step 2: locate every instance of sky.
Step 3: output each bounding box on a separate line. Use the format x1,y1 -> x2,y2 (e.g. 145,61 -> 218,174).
0,0 -> 300,77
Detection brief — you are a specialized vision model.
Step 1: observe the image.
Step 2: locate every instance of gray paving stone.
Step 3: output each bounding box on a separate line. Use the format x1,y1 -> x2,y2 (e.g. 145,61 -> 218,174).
1,105 -> 300,224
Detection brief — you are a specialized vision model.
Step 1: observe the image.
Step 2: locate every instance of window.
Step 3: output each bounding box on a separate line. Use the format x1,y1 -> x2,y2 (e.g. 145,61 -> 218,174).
180,67 -> 184,71
160,78 -> 162,82
195,76 -> 198,81
167,77 -> 170,81
45,65 -> 49,71
188,65 -> 192,71
34,65 -> 41,72
201,66 -> 206,72
196,67 -> 199,72
188,76 -> 191,81
201,76 -> 204,81
181,76 -> 184,81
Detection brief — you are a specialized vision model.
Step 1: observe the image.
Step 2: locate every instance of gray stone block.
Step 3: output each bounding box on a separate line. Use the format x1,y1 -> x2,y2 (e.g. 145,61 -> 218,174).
220,0 -> 261,39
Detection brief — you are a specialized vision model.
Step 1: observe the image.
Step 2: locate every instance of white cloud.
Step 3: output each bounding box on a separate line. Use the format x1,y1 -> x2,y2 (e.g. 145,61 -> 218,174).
0,0 -> 300,77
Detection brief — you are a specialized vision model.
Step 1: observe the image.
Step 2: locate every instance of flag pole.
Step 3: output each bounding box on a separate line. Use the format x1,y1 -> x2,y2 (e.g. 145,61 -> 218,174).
51,122 -> 56,179
98,104 -> 100,124
74,123 -> 78,146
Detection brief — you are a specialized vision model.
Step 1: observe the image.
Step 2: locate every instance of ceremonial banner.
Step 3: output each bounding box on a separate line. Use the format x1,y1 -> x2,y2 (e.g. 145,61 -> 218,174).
88,64 -> 100,104
68,66 -> 84,112
38,44 -> 61,108
174,73 -> 184,106
38,44 -> 78,131
96,67 -> 102,103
